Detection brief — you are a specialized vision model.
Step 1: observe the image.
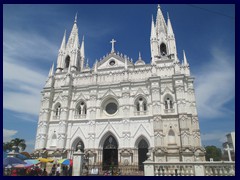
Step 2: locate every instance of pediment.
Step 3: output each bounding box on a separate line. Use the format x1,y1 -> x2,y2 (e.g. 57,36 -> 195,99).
97,53 -> 133,70
135,87 -> 146,96
53,93 -> 62,103
74,92 -> 87,102
101,88 -> 118,99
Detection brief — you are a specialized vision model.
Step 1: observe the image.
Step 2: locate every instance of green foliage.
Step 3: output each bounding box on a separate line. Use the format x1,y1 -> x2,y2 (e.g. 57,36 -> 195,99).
205,145 -> 222,161
3,142 -> 12,152
3,138 -> 27,152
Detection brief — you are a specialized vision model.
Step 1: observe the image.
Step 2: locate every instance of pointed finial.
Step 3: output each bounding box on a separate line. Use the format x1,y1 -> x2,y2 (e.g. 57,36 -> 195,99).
158,4 -> 161,9
74,12 -> 78,23
167,12 -> 170,19
82,35 -> 84,41
86,58 -> 89,68
139,51 -> 142,60
94,60 -> 98,73
51,62 -> 54,76
152,14 -> 154,21
48,63 -> 54,77
183,50 -> 188,66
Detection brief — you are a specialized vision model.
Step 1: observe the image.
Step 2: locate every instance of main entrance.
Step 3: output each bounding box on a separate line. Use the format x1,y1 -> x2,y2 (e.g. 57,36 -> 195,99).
138,139 -> 148,171
102,135 -> 118,170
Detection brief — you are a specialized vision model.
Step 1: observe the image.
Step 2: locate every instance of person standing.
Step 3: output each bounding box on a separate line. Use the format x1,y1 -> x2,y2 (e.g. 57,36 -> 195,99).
56,164 -> 61,176
51,164 -> 56,176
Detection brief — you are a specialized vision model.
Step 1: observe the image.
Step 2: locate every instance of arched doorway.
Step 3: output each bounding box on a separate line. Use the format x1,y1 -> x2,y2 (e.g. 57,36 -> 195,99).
138,139 -> 148,171
102,135 -> 118,170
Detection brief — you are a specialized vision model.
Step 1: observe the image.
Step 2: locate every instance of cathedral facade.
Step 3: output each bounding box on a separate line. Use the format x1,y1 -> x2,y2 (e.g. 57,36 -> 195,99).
34,5 -> 205,168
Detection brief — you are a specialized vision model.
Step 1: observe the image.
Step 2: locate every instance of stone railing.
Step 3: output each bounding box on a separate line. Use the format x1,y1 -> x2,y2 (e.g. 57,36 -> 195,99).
86,165 -> 144,176
143,161 -> 235,176
134,111 -> 148,116
74,114 -> 86,119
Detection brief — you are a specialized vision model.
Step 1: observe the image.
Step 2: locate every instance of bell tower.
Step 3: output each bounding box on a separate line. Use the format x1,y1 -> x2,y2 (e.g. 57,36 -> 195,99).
150,5 -> 177,62
56,13 -> 85,73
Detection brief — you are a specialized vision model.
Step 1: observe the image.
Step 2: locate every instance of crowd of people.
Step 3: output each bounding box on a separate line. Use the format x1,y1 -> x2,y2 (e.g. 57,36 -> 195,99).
4,164 -> 73,176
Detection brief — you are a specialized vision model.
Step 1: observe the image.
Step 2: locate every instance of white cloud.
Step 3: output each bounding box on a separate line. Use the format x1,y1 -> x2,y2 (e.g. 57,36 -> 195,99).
3,29 -> 58,63
195,47 -> 235,119
3,60 -> 45,115
3,129 -> 18,142
201,131 -> 227,144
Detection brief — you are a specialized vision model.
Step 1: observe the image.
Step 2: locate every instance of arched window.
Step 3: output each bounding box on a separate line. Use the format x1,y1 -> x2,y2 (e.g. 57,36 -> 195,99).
54,103 -> 61,119
160,43 -> 167,56
75,101 -> 87,119
65,56 -> 70,68
135,97 -> 147,115
168,129 -> 176,145
51,133 -> 57,147
164,95 -> 173,111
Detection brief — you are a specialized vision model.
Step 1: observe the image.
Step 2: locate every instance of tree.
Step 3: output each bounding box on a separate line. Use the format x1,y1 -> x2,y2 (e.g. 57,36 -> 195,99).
10,138 -> 26,152
205,145 -> 222,161
3,142 -> 13,152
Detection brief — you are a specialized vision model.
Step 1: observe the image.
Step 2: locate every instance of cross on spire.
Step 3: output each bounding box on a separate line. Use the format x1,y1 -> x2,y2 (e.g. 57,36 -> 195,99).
110,39 -> 116,53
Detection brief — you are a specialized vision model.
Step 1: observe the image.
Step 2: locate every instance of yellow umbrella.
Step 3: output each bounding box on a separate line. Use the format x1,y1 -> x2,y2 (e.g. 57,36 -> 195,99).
37,158 -> 54,163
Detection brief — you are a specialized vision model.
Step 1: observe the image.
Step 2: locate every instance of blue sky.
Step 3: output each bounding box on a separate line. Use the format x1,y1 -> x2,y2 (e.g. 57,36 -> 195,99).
3,4 -> 235,152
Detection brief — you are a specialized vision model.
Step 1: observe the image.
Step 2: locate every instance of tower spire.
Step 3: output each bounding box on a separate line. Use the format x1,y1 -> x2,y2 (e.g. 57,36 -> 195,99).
151,15 -> 156,39
60,30 -> 66,50
67,14 -> 79,48
167,12 -> 174,37
156,4 -> 167,37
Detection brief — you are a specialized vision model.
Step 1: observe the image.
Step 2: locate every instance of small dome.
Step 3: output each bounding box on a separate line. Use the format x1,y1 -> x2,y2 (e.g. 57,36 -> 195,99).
135,52 -> 145,65
135,59 -> 145,65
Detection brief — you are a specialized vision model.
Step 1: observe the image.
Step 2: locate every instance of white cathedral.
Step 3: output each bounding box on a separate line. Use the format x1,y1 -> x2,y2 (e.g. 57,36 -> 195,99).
34,5 -> 205,169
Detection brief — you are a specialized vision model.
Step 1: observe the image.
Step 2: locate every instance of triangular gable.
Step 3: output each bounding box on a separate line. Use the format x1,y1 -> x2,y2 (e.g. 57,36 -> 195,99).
96,122 -> 120,140
53,93 -> 62,103
135,87 -> 147,96
71,126 -> 87,139
162,86 -> 173,94
97,53 -> 133,70
101,88 -> 118,99
74,92 -> 87,102
132,123 -> 151,138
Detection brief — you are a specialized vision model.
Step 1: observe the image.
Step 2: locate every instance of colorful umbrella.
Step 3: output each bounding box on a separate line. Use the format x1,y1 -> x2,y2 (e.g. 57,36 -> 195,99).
16,153 -> 28,160
58,159 -> 73,165
13,162 -> 34,168
24,159 -> 40,165
3,157 -> 26,167
37,158 -> 54,163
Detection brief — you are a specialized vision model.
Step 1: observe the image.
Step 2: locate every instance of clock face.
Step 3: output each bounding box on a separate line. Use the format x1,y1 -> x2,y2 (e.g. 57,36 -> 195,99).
109,60 -> 115,66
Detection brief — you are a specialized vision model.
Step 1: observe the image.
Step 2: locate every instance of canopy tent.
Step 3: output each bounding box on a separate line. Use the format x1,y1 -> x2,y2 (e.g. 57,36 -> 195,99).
57,159 -> 73,166
13,162 -> 34,168
16,153 -> 28,160
37,158 -> 54,163
24,159 -> 40,165
3,157 -> 26,167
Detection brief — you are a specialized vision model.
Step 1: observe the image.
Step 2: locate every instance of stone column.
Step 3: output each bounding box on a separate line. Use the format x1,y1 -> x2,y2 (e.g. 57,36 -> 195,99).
72,145 -> 85,176
143,153 -> 154,176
